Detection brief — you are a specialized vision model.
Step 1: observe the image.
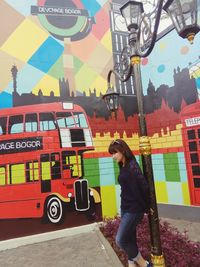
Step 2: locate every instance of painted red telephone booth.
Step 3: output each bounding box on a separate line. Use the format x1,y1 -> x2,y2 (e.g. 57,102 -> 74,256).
181,101 -> 200,205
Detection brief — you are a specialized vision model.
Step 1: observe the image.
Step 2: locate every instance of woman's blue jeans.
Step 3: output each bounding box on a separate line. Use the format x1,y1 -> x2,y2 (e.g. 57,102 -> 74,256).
116,211 -> 144,261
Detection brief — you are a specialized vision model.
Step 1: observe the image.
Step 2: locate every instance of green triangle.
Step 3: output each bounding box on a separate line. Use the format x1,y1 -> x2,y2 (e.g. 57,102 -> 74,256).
74,56 -> 84,74
48,55 -> 64,80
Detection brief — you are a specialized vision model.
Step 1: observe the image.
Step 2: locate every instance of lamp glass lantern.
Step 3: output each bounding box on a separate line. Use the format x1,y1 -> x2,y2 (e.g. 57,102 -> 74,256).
163,0 -> 200,43
120,0 -> 144,31
102,86 -> 119,112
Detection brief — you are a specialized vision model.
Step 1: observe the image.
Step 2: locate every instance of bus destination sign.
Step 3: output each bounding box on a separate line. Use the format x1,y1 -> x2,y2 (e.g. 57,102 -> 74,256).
0,137 -> 43,154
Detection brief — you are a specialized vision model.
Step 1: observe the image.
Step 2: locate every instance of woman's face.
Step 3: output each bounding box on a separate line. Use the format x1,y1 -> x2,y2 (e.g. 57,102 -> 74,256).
112,150 -> 125,164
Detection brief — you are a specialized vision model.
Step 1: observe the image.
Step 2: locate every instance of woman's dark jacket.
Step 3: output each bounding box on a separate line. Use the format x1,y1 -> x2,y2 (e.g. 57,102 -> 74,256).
118,159 -> 150,213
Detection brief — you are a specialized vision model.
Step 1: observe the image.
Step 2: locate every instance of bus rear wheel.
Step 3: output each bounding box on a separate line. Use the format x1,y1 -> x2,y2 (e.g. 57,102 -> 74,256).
46,196 -> 64,224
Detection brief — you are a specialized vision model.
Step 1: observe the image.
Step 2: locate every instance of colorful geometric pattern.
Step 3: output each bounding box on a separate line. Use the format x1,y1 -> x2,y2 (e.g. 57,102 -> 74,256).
84,152 -> 190,218
28,37 -> 64,73
0,0 -> 112,102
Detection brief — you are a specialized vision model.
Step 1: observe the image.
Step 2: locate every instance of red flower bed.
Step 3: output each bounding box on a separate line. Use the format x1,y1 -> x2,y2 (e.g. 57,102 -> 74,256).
99,215 -> 200,267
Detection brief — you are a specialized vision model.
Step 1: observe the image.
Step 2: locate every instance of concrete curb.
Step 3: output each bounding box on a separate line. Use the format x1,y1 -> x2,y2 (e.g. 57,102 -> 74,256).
95,227 -> 123,267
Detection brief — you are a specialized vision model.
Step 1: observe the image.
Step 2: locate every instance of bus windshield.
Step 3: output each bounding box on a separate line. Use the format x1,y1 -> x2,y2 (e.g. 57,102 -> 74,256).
56,112 -> 88,129
73,112 -> 88,128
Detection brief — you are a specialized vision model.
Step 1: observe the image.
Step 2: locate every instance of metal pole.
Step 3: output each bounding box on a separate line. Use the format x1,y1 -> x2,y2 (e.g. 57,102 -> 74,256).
131,56 -> 165,267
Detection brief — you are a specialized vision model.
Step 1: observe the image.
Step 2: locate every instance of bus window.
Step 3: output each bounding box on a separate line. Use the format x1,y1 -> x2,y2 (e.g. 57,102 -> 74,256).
68,155 -> 78,176
69,155 -> 82,177
33,162 -> 39,180
39,113 -> 56,131
10,163 -> 25,184
73,112 -> 88,128
0,117 -> 7,135
25,161 -> 39,182
62,151 -> 81,178
0,166 -> 6,185
51,153 -> 61,180
70,129 -> 85,147
56,112 -> 75,128
9,115 -> 24,134
25,113 -> 38,132
41,154 -> 51,180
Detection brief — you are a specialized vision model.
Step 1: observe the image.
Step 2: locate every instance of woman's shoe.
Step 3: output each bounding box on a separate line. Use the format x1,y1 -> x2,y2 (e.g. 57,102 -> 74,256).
146,262 -> 153,267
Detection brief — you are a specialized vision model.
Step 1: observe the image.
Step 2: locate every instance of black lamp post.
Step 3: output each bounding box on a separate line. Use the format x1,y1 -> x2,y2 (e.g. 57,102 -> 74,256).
103,0 -> 200,266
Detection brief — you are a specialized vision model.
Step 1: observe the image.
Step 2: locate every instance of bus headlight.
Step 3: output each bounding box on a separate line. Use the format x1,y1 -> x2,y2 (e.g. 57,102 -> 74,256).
90,190 -> 94,196
68,192 -> 72,198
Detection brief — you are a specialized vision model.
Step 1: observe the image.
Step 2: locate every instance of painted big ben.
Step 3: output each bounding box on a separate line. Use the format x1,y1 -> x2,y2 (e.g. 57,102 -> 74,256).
109,0 -> 135,95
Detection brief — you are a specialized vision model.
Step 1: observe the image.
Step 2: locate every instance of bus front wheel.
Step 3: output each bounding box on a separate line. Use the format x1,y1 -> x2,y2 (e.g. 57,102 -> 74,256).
45,196 -> 64,224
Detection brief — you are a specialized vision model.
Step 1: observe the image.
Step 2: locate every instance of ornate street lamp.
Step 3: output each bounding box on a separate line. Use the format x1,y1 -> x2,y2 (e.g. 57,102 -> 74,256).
103,83 -> 119,112
163,0 -> 200,44
103,1 -> 200,266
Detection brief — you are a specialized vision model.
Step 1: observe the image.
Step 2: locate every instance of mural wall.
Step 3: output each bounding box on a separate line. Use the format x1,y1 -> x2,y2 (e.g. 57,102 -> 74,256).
0,0 -> 200,240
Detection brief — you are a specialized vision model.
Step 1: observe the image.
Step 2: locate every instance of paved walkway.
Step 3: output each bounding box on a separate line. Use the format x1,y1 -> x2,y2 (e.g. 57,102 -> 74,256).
0,218 -> 199,267
161,217 -> 200,242
0,223 -> 123,267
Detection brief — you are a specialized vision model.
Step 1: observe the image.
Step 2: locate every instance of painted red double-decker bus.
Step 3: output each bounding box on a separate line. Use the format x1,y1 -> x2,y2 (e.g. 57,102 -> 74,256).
0,102 -> 99,223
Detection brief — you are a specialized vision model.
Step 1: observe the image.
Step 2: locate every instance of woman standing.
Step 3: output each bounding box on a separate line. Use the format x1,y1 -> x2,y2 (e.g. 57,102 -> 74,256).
108,139 -> 152,267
